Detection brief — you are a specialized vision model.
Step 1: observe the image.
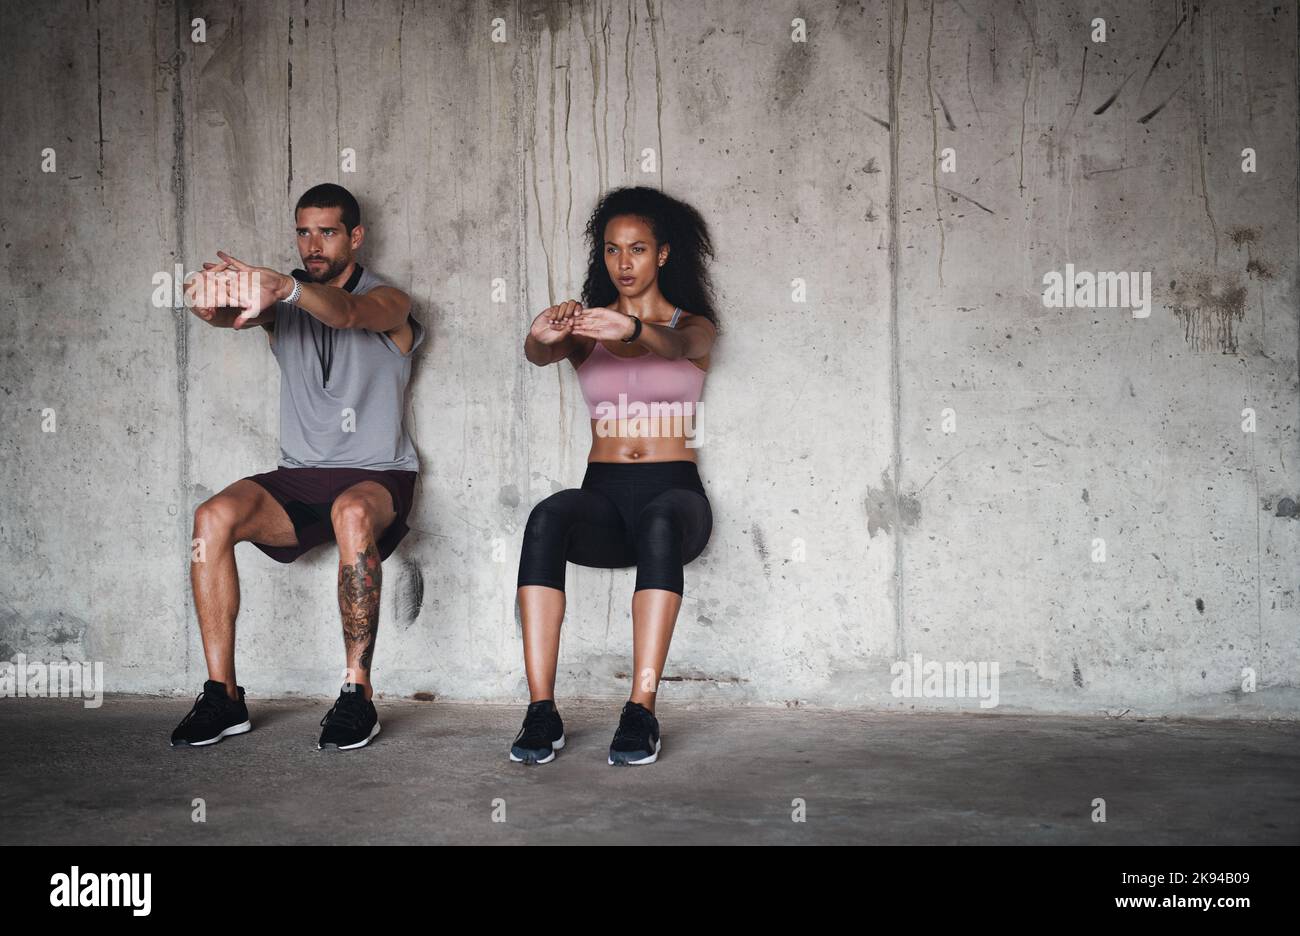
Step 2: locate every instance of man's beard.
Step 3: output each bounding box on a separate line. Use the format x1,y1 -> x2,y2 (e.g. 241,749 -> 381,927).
303,255 -> 349,283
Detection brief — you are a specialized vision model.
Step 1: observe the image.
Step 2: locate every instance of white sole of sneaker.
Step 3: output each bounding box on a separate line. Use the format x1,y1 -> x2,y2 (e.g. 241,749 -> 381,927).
609,737 -> 660,766
321,720 -> 381,751
510,733 -> 566,764
182,720 -> 252,747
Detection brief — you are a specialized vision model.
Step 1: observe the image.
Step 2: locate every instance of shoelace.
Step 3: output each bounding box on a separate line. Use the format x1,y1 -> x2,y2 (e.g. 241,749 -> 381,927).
321,692 -> 368,732
176,690 -> 226,731
613,705 -> 653,745
517,705 -> 553,744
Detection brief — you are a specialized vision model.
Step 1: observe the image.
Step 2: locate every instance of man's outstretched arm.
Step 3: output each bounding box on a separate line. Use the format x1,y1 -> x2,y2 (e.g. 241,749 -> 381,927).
282,279 -> 410,333
184,262 -> 276,329
210,250 -> 410,333
196,307 -> 277,329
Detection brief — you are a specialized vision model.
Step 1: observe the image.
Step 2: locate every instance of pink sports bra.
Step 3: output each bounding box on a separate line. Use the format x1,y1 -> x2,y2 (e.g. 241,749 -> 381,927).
576,307 -> 707,420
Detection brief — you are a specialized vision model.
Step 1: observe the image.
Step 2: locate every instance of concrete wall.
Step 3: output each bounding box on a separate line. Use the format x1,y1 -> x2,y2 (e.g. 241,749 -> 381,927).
1,0 -> 1296,717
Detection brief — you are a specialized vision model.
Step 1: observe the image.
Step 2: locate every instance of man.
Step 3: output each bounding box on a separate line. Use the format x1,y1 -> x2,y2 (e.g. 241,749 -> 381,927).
173,183 -> 425,751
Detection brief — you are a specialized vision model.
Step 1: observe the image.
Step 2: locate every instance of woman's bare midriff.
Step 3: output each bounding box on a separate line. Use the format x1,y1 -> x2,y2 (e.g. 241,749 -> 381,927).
587,418 -> 699,464
577,333 -> 708,464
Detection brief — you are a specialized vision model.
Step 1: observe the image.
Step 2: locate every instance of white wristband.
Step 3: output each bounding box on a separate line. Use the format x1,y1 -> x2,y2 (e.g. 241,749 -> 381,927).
286,279 -> 303,305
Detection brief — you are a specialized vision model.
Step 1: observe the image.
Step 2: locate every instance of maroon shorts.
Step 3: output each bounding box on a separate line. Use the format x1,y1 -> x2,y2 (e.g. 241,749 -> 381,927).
242,466 -> 419,564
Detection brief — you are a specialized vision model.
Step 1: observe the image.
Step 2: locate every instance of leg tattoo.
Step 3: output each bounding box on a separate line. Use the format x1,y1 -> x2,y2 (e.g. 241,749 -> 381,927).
339,542 -> 382,673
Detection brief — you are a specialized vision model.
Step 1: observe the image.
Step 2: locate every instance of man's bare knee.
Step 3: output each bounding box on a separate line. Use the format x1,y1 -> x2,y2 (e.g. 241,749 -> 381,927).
195,481 -> 297,549
193,496 -> 242,548
331,498 -> 377,543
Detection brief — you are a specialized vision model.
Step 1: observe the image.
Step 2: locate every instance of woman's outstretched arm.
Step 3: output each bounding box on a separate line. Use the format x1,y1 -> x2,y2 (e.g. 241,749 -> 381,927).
572,306 -> 716,361
525,299 -> 587,366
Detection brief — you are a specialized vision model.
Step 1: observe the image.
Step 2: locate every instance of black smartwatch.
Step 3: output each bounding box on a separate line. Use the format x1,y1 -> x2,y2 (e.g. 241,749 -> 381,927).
621,315 -> 643,343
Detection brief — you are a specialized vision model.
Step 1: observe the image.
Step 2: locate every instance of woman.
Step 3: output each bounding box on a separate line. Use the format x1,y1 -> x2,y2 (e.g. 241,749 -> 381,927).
511,186 -> 720,766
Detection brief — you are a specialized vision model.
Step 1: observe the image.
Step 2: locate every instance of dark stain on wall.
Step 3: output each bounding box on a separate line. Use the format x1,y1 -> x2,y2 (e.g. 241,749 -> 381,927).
394,558 -> 425,625
773,19 -> 812,112
0,608 -> 90,658
1226,227 -> 1275,280
1166,272 -> 1248,353
865,471 -> 922,537
1226,226 -> 1259,247
750,525 -> 771,578
1245,258 -> 1274,279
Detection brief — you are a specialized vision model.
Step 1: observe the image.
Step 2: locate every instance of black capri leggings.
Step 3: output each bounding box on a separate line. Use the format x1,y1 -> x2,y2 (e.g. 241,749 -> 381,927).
517,460 -> 712,595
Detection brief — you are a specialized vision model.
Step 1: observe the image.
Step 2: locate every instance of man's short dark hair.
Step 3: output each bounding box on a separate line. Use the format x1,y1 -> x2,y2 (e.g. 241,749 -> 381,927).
295,183 -> 360,233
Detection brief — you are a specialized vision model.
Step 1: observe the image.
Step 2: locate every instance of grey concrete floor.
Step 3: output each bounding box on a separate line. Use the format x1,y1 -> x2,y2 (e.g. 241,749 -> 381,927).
1,696 -> 1297,845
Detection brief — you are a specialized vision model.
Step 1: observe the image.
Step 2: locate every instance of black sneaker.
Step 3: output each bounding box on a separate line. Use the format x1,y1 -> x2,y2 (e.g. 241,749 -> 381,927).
170,680 -> 251,747
318,683 -> 381,750
509,699 -> 566,764
608,700 -> 661,765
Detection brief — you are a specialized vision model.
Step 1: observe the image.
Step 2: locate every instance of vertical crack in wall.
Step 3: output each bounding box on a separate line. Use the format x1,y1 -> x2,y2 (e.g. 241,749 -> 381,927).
1287,0 -> 1300,685
398,1 -> 412,280
1014,0 -> 1039,196
622,0 -> 633,177
532,22 -> 554,305
967,38 -> 984,128
601,1 -> 611,192
1248,370 -> 1263,684
563,6 -> 573,253
96,23 -> 105,188
558,13 -> 574,454
888,0 -> 908,660
333,0 -> 342,182
170,0 -> 191,675
925,0 -> 944,286
582,1 -> 605,195
515,4 -> 534,501
1064,44 -> 1086,133
1191,4 -> 1219,266
645,0 -> 664,187
1017,48 -> 1030,194
547,21 -> 557,298
287,15 -> 294,196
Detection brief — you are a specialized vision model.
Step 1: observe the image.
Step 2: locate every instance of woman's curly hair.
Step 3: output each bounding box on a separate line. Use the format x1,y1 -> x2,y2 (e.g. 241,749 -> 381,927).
580,186 -> 720,331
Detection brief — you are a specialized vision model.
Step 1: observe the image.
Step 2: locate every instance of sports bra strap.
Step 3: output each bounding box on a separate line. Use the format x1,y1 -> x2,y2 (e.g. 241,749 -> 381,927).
669,307 -> 682,328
